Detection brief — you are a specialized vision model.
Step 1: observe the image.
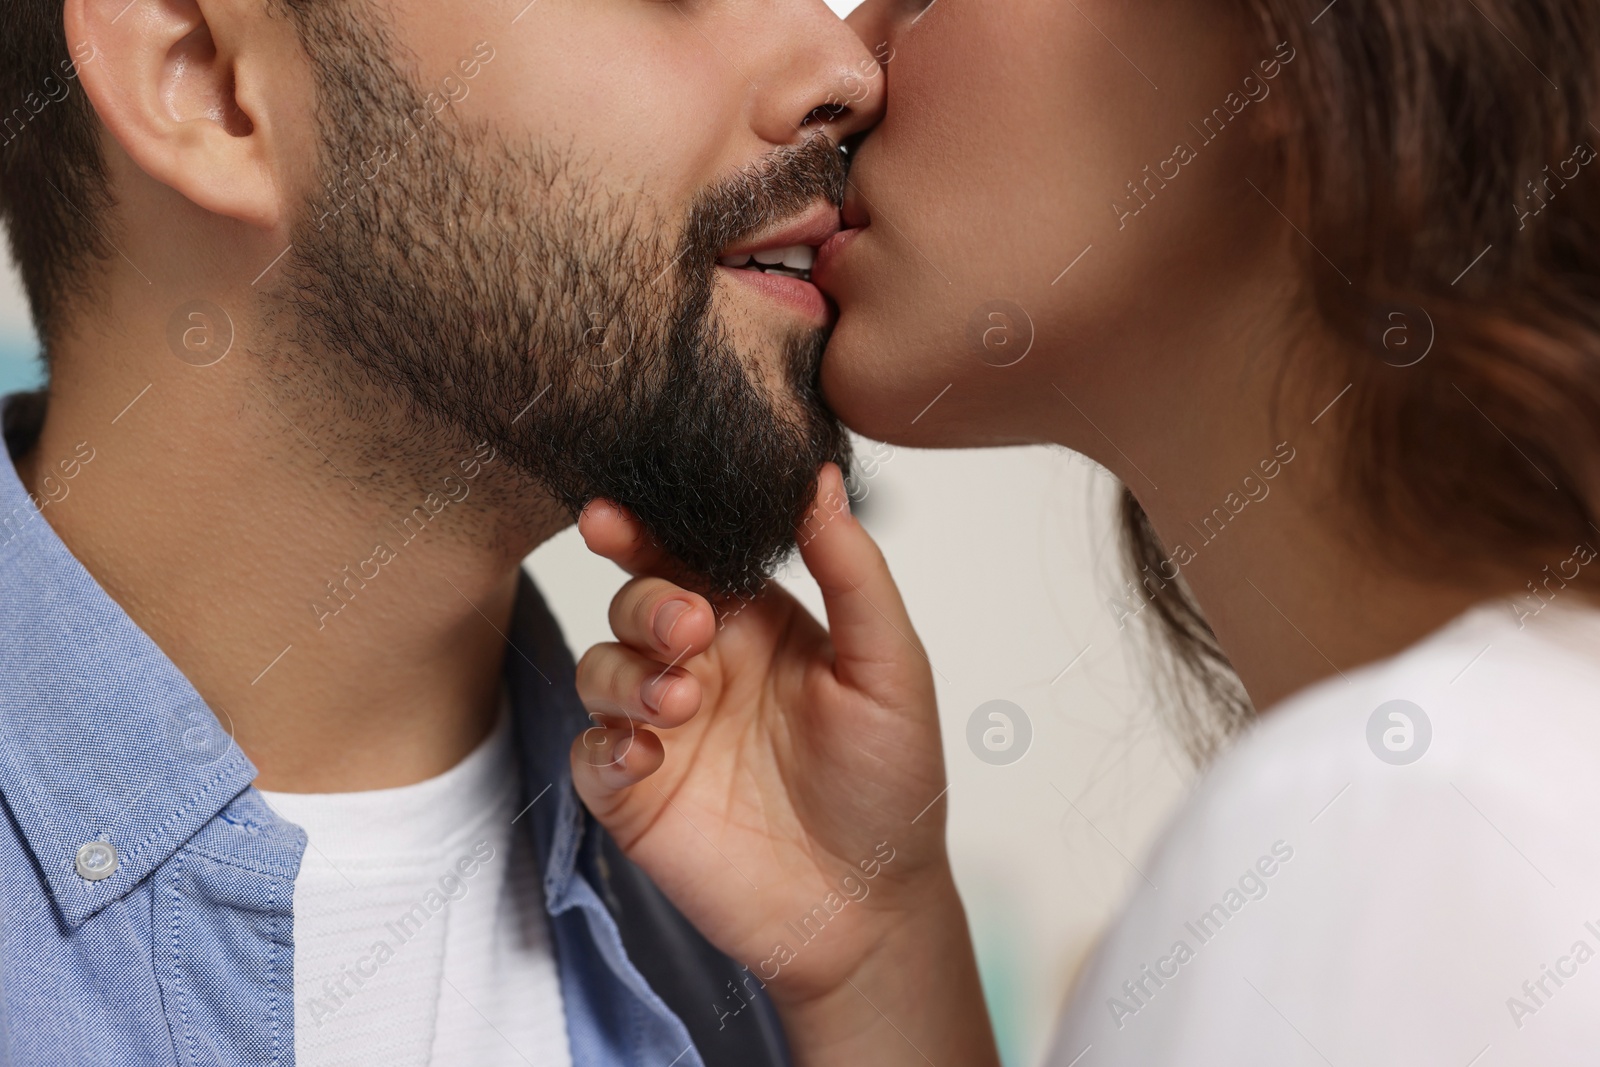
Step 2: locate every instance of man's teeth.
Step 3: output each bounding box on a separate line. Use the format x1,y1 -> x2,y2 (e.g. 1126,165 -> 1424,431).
718,245 -> 815,281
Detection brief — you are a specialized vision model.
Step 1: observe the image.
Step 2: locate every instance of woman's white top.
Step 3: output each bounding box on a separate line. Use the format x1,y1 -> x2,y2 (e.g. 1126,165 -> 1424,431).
1049,598 -> 1600,1066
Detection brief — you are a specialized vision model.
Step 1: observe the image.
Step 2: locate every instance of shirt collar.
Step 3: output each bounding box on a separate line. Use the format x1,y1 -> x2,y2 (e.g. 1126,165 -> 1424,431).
0,389 -> 258,927
0,387 -> 597,928
0,388 -> 601,927
500,562 -> 594,915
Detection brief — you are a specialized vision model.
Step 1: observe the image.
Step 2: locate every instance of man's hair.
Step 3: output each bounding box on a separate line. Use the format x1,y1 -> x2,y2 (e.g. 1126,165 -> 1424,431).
0,3 -> 111,358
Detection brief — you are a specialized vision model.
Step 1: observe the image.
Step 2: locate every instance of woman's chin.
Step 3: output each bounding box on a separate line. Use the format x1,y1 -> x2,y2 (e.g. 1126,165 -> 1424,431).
821,332 -> 921,445
821,345 -> 968,449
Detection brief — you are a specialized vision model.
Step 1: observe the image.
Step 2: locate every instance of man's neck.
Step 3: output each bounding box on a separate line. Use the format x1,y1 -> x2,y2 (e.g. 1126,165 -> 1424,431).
18,343 -> 566,792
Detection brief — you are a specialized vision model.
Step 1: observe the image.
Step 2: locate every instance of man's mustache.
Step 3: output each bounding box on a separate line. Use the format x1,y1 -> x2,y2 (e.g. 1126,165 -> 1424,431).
681,135 -> 848,267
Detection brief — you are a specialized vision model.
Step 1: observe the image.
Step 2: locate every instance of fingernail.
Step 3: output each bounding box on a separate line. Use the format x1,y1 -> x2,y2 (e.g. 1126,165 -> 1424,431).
825,465 -> 851,517
654,600 -> 691,648
581,726 -> 617,765
641,672 -> 677,715
582,726 -> 634,770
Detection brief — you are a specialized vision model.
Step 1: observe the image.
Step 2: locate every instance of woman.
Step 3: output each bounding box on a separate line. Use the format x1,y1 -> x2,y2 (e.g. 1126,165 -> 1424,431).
569,0 -> 1600,1063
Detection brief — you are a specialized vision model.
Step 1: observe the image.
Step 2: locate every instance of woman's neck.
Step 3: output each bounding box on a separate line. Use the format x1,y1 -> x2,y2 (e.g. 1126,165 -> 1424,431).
1138,472 -> 1490,711
1043,329 -> 1497,713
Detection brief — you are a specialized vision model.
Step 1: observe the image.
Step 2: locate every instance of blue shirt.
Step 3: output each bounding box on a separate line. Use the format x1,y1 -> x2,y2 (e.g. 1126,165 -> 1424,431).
0,389 -> 788,1067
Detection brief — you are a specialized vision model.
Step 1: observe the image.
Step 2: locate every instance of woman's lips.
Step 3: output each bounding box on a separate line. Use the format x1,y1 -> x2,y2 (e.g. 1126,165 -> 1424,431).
811,226 -> 866,298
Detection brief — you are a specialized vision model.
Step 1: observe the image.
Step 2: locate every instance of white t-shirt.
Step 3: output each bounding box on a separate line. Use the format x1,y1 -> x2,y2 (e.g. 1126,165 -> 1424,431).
1050,598 -> 1600,1067
260,698 -> 572,1067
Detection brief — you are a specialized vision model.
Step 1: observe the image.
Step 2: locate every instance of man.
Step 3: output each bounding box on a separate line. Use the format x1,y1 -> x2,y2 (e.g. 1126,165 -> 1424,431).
0,0 -> 882,1064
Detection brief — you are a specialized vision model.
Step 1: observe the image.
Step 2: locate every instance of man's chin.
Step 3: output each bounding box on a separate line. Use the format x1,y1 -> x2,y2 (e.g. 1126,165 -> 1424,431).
620,498 -> 811,602
594,415 -> 849,600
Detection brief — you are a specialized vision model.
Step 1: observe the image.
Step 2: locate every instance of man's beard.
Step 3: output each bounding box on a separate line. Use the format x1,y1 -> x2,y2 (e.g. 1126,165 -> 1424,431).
274,9 -> 851,597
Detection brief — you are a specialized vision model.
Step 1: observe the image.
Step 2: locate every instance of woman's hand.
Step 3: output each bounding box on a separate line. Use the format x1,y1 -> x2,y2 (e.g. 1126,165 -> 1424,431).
569,464 -> 997,1065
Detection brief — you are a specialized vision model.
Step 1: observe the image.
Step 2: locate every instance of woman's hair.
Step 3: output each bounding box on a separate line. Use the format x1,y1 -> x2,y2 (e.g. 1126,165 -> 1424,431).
1126,0 -> 1600,764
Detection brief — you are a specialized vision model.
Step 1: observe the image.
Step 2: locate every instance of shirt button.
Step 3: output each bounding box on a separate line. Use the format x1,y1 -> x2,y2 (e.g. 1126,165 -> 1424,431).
75,840 -> 118,881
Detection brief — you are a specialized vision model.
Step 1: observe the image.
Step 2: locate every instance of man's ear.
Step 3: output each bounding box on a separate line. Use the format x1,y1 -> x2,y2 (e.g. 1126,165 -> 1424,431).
65,0 -> 297,229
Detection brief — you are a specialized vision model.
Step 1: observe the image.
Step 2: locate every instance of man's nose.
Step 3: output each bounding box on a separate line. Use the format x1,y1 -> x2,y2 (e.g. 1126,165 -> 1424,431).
747,1 -> 888,148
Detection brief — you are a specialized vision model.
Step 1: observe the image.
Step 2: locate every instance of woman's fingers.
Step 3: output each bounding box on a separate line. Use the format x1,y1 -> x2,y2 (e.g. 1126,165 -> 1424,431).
581,465 -> 925,708
798,463 -> 933,703
569,724 -> 666,820
579,500 -> 677,579
575,641 -> 703,727
573,507 -> 714,822
607,577 -> 716,664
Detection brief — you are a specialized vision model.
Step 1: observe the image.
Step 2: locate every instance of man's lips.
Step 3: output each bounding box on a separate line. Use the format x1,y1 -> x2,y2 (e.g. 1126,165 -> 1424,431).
716,202 -> 841,282
713,201 -> 841,325
719,201 -> 842,259
716,265 -> 833,326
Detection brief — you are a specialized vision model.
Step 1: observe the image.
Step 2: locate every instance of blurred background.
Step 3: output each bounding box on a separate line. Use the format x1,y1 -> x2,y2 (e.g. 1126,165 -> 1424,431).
0,261 -> 38,397
0,1 -> 1196,1058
